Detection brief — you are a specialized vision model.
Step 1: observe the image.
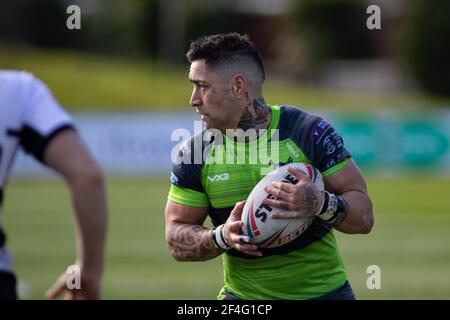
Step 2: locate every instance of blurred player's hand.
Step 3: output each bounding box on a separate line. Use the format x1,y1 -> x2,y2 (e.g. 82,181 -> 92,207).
223,201 -> 262,257
46,265 -> 101,300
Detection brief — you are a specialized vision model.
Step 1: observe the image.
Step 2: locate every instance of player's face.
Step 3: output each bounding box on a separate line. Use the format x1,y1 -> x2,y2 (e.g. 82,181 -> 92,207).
189,60 -> 240,131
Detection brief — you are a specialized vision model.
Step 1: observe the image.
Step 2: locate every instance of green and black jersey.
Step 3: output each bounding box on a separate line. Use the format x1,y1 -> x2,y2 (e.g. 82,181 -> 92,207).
168,105 -> 352,299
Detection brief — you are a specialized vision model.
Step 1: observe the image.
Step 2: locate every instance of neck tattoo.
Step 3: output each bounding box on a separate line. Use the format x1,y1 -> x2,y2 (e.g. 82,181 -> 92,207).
236,95 -> 270,132
233,94 -> 271,142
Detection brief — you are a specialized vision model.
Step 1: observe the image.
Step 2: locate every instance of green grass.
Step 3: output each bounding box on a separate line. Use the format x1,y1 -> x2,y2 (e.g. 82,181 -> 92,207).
3,176 -> 450,300
337,177 -> 450,299
1,43 -> 448,113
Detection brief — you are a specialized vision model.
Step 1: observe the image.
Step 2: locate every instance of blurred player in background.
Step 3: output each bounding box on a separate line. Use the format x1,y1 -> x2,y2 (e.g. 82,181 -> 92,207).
165,33 -> 374,300
0,70 -> 107,299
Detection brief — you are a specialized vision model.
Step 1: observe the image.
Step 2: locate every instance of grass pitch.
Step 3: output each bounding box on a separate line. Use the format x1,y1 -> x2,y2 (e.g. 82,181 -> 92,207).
3,175 -> 450,299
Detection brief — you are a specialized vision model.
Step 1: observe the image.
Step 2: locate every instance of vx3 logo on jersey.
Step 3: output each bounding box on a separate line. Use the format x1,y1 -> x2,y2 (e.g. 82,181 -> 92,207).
207,173 -> 230,182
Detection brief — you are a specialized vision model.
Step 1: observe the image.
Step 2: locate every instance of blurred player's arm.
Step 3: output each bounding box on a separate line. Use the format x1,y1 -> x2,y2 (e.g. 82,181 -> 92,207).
165,200 -> 222,261
43,128 -> 107,300
324,159 -> 373,234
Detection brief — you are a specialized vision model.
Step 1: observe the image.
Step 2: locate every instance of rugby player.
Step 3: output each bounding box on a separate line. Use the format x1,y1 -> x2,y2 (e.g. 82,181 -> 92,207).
165,33 -> 373,300
0,70 -> 107,299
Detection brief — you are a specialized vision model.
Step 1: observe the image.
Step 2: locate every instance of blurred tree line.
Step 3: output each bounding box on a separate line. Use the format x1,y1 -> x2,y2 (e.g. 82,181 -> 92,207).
0,0 -> 448,96
401,0 -> 450,97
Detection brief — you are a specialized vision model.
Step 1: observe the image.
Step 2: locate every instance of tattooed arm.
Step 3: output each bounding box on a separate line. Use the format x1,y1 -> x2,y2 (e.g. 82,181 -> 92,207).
165,200 -> 222,261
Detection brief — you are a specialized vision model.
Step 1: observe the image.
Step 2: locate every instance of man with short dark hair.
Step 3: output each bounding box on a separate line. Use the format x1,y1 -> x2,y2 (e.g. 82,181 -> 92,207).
165,33 -> 373,300
0,70 -> 107,299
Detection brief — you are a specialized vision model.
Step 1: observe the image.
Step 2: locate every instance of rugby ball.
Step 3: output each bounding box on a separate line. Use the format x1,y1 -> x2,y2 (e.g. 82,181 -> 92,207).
241,163 -> 323,248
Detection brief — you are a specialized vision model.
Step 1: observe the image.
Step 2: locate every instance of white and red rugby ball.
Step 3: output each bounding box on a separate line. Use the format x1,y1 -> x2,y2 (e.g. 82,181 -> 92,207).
241,163 -> 324,249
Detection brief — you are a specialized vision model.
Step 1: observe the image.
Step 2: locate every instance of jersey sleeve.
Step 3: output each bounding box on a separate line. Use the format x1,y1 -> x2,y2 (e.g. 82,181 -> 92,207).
168,137 -> 209,207
281,106 -> 351,178
309,118 -> 351,177
19,74 -> 75,162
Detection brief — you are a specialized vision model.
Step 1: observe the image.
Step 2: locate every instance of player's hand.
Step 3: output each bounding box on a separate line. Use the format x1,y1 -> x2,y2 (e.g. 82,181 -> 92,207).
46,266 -> 101,300
223,201 -> 262,257
262,167 -> 324,219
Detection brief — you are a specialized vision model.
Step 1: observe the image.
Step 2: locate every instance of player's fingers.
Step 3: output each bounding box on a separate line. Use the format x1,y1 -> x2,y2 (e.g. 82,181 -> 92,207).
230,201 -> 246,219
64,292 -> 75,300
233,200 -> 246,210
265,185 -> 291,200
262,198 -> 290,211
268,182 -> 293,194
228,220 -> 243,233
287,167 -> 311,183
271,210 -> 303,219
46,277 -> 67,299
229,231 -> 245,244
234,243 -> 262,257
228,230 -> 261,255
233,241 -> 258,251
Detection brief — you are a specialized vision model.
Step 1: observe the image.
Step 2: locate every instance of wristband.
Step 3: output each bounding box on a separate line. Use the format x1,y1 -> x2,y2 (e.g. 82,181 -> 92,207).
212,224 -> 232,250
316,191 -> 347,224
318,190 -> 329,215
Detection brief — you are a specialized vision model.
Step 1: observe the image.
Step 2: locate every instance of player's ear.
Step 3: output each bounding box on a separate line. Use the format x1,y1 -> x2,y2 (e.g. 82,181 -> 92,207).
230,75 -> 245,99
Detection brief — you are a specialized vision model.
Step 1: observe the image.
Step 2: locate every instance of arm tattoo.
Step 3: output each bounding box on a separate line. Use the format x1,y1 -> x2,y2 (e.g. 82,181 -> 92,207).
331,197 -> 349,228
303,186 -> 320,214
167,223 -> 222,261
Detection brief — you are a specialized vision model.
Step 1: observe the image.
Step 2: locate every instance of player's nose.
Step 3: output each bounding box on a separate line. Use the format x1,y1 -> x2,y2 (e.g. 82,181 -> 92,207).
190,89 -> 202,108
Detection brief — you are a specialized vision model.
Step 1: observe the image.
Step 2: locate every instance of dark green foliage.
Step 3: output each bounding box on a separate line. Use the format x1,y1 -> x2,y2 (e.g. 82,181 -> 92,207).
402,0 -> 450,96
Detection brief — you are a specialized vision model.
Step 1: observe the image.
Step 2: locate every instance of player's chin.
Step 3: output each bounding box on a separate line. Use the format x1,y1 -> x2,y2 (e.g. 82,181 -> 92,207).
200,117 -> 209,126
203,120 -> 216,130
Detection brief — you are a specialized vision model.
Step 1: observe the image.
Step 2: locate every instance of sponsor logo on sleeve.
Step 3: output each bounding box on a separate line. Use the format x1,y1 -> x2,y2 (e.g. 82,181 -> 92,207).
326,159 -> 336,169
323,131 -> 343,155
312,119 -> 330,143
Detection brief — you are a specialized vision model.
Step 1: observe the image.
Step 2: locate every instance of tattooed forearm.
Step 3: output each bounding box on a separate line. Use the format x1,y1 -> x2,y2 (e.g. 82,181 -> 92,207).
167,223 -> 222,261
303,186 -> 320,214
